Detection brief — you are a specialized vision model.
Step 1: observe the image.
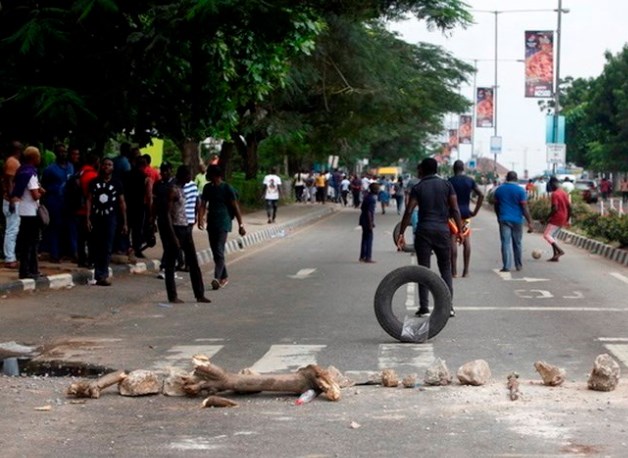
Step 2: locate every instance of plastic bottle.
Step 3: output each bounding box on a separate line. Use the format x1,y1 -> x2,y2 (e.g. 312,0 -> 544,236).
295,389 -> 317,405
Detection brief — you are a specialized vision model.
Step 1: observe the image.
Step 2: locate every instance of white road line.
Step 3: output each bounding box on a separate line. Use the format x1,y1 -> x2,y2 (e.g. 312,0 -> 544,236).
602,344 -> 628,368
378,343 -> 434,370
599,338 -> 628,342
152,345 -> 223,371
456,307 -> 628,312
405,283 -> 415,309
249,344 -> 326,373
610,272 -> 628,285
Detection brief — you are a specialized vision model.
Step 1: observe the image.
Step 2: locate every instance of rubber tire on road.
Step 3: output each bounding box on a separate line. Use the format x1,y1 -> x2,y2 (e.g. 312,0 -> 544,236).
392,222 -> 414,253
374,265 -> 452,342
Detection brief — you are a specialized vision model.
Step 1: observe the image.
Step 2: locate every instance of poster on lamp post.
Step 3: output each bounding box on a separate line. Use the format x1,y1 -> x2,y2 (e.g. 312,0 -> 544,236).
524,30 -> 554,98
476,87 -> 494,127
458,115 -> 473,144
448,129 -> 459,148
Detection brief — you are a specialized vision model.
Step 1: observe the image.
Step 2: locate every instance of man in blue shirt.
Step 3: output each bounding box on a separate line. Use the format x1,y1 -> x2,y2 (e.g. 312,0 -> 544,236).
449,160 -> 484,278
493,171 -> 534,272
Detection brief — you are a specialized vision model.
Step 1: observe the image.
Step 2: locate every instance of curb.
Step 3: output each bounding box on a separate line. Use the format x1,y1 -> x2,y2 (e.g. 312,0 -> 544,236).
0,207 -> 335,296
556,228 -> 628,267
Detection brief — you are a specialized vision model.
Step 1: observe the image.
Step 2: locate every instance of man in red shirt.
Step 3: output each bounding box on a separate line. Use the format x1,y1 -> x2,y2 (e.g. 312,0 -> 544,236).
76,154 -> 99,267
543,176 -> 571,262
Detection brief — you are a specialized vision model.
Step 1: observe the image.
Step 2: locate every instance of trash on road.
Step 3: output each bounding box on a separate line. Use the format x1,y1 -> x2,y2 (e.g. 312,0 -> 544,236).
507,372 -> 521,401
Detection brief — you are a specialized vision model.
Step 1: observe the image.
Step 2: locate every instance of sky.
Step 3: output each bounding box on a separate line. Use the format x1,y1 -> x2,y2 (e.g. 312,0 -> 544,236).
388,0 -> 628,177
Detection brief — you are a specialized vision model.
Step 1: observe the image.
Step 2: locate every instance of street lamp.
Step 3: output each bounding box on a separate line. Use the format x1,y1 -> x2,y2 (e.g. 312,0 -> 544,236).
474,4 -> 569,176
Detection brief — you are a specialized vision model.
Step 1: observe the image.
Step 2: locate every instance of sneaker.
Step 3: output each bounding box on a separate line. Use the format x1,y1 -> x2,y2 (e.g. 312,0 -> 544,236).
196,296 -> 212,303
211,279 -> 220,290
415,309 -> 430,318
219,278 -> 229,288
157,270 -> 165,279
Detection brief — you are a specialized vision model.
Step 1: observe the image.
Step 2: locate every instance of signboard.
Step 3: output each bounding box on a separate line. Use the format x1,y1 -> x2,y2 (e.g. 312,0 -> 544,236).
468,159 -> 477,169
524,30 -> 554,98
546,143 -> 566,164
490,136 -> 502,154
476,87 -> 494,128
458,115 -> 473,144
546,115 -> 566,144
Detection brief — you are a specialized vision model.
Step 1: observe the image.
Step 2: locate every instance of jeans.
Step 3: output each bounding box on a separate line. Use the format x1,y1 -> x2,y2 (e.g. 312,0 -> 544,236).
499,221 -> 523,271
207,228 -> 229,280
360,226 -> 373,261
415,230 -> 453,311
91,214 -> 117,281
3,200 -> 20,262
163,225 -> 205,301
265,200 -> 278,221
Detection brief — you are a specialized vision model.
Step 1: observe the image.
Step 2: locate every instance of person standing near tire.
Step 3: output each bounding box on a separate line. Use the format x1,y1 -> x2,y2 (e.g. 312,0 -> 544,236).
448,160 -> 484,278
397,158 -> 462,317
493,171 -> 534,272
543,176 -> 571,262
359,182 -> 379,263
198,165 -> 246,290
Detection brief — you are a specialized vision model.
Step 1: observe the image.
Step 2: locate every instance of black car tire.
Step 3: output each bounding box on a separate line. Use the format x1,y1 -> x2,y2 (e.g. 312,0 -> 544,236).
374,265 -> 452,342
392,222 -> 415,253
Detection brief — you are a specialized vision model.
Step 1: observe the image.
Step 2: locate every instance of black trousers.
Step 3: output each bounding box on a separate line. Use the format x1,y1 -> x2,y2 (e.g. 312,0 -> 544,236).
17,216 -> 40,278
162,224 -> 204,301
414,230 -> 453,311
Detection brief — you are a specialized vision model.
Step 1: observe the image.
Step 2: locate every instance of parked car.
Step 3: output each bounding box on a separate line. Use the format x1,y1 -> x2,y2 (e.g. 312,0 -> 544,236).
574,180 -> 599,203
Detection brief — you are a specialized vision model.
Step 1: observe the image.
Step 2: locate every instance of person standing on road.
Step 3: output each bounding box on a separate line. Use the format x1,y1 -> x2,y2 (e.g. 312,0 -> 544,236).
359,182 -> 379,263
293,169 -> 306,203
315,171 -> 327,204
3,141 -> 23,269
86,158 -> 127,286
76,154 -> 99,268
397,158 -> 463,317
599,177 -> 612,201
262,168 -> 281,223
493,171 -> 534,273
350,174 -> 362,208
160,165 -> 210,304
621,177 -> 628,203
340,174 -> 350,206
543,176 -> 571,262
393,177 -> 404,215
448,160 -> 484,278
151,162 -> 174,279
198,165 -> 246,290
12,146 -> 45,280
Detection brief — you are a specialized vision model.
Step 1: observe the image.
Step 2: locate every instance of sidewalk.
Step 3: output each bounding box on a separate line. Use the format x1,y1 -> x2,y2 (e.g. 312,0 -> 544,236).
0,203 -> 337,295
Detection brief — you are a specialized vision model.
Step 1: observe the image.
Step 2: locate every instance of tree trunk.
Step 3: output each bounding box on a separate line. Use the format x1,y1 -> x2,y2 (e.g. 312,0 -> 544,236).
181,140 -> 201,176
219,141 -> 236,179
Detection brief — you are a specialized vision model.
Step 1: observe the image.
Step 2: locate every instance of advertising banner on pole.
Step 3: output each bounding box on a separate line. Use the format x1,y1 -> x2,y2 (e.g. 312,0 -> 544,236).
476,87 -> 494,127
448,129 -> 459,147
545,115 -> 565,144
458,115 -> 473,144
524,30 -> 554,98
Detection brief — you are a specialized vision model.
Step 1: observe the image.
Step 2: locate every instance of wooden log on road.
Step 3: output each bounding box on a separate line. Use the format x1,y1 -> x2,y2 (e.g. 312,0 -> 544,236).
66,370 -> 128,399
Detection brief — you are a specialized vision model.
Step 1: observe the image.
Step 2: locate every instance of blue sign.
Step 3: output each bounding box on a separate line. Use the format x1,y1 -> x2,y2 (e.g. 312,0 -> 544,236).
546,115 -> 565,144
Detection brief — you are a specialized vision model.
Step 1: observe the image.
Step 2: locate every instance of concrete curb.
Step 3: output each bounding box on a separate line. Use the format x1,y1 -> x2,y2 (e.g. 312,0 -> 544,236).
556,228 -> 628,267
0,207 -> 335,296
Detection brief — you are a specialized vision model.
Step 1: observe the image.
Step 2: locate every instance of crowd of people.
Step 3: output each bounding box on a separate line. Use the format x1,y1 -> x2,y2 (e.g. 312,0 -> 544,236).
1,141 -> 245,303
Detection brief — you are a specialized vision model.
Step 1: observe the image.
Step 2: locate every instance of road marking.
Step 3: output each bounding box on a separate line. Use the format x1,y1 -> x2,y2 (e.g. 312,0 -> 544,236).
405,283 -> 416,308
602,344 -> 628,368
610,272 -> 628,285
514,289 -> 554,299
287,268 -> 317,279
457,307 -> 628,312
378,343 -> 434,371
249,344 -> 326,373
599,337 -> 628,342
493,269 -> 549,282
563,291 -> 584,299
152,345 -> 223,371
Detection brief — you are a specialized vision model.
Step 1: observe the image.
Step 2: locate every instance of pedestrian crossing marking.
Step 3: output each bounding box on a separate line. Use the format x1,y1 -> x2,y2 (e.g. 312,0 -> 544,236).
610,272 -> 628,285
601,344 -> 628,368
152,345 -> 223,371
378,343 -> 435,371
249,344 -> 326,373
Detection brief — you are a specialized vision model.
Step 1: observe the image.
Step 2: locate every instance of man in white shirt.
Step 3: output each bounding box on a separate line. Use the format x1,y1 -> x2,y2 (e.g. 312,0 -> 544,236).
263,168 -> 282,223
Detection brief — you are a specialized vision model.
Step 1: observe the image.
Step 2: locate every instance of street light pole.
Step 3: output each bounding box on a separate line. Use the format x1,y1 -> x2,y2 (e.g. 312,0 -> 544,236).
552,0 -> 564,174
493,12 -> 499,176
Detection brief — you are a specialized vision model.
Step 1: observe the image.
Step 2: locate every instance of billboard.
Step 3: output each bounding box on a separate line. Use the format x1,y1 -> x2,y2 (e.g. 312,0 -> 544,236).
448,129 -> 459,147
476,87 -> 494,127
524,30 -> 554,98
458,115 -> 473,144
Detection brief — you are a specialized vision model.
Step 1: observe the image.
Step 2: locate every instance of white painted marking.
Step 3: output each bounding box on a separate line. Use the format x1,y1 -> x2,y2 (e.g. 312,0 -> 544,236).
456,307 -> 627,312
19,278 -> 36,291
250,344 -> 325,373
599,338 -> 628,342
563,291 -> 584,299
378,343 -> 434,370
152,345 -> 223,371
603,344 -> 628,368
610,272 -> 628,285
47,273 -> 74,290
169,437 -> 225,451
493,269 -> 549,282
514,289 -> 554,299
287,268 -> 317,279
405,283 -> 415,308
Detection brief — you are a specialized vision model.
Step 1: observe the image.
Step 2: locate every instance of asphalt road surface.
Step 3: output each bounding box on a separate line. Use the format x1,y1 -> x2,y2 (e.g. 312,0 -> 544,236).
1,204 -> 628,457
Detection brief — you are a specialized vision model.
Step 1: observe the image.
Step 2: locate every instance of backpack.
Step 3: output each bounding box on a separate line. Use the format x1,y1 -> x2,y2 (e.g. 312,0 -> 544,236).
64,171 -> 85,212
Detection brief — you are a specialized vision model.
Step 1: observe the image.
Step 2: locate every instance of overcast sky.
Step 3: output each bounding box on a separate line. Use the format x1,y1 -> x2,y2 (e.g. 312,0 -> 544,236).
388,0 -> 628,176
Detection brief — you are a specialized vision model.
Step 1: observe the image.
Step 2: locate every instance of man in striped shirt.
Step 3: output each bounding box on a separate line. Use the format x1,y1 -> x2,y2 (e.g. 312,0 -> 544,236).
179,167 -> 200,272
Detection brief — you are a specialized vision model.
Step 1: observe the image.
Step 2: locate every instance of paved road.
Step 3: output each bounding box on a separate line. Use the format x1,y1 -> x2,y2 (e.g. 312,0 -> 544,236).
1,204 -> 628,457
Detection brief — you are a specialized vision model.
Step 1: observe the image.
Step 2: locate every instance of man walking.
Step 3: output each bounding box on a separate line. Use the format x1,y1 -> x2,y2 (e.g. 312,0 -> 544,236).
448,160 -> 484,277
198,165 -> 246,290
543,176 -> 571,262
262,168 -> 281,223
493,171 -> 534,272
3,141 -> 23,268
160,165 -> 210,303
397,158 -> 463,317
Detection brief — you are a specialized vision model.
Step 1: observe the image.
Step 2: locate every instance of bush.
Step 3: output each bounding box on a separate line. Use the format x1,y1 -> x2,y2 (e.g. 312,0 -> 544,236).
528,197 -> 551,222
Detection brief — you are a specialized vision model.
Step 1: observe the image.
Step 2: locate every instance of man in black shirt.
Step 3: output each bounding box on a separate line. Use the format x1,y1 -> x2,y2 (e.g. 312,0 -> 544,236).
397,158 -> 463,317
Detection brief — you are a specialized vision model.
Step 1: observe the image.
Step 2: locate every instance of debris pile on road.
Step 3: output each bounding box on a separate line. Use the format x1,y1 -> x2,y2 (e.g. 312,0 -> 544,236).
424,358 -> 451,386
